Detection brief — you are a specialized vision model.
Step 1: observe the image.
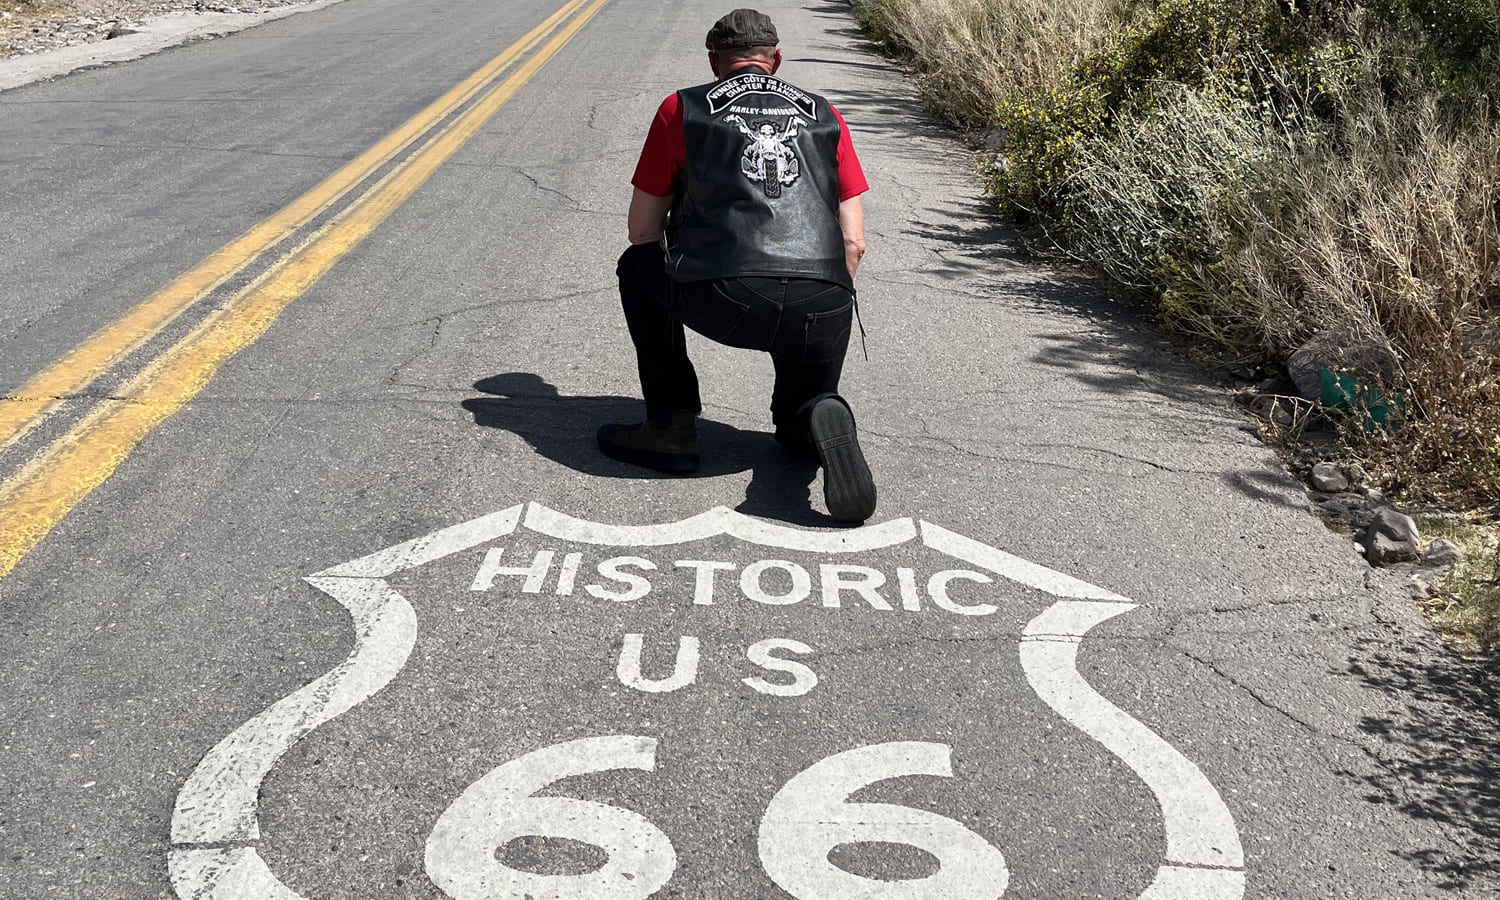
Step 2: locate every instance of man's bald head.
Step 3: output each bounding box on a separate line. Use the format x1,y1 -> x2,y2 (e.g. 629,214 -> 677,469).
708,45 -> 781,79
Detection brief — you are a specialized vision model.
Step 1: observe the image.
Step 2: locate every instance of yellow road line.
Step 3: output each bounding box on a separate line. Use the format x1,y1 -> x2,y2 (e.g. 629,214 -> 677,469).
0,0 -> 612,578
0,0 -> 591,452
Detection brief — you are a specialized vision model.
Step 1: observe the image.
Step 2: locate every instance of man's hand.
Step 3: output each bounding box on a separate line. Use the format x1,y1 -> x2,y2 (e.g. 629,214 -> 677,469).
628,187 -> 675,245
839,195 -> 866,279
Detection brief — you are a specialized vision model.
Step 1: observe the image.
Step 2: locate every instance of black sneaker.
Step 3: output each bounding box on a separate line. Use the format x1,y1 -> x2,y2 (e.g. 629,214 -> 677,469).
597,411 -> 699,474
808,396 -> 876,522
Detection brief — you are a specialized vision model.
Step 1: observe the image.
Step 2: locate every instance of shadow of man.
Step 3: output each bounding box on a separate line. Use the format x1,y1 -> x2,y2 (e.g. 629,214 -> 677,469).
461,373 -> 833,526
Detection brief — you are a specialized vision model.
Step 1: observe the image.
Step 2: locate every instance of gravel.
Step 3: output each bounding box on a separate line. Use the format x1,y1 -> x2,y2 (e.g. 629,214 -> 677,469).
1,0 -> 305,57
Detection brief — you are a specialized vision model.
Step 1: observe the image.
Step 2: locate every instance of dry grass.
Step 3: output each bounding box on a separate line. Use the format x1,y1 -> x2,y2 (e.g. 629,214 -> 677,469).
1228,94 -> 1500,501
859,0 -> 1500,505
1420,519 -> 1500,650
853,0 -> 1127,127
1061,63 -> 1500,501
856,0 -> 1500,644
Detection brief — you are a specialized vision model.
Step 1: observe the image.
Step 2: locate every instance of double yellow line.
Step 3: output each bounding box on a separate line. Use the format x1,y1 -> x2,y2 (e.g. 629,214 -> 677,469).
0,0 -> 610,578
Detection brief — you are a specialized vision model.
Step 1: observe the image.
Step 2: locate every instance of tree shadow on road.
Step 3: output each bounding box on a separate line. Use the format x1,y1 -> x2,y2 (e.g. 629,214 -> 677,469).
1346,635 -> 1500,889
461,373 -> 834,527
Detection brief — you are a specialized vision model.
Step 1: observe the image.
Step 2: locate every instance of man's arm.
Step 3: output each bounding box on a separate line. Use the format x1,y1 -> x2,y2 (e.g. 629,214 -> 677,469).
839,195 -> 866,279
628,188 -> 675,245
627,93 -> 684,245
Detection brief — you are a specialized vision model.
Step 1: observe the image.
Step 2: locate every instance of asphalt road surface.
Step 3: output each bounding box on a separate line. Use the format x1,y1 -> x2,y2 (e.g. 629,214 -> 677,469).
2,0 -> 1498,897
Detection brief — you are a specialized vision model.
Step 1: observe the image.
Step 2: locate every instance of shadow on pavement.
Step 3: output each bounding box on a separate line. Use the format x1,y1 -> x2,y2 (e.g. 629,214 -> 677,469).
1348,637 -> 1500,889
461,373 -> 834,527
1218,470 -> 1312,512
794,78 -> 1221,408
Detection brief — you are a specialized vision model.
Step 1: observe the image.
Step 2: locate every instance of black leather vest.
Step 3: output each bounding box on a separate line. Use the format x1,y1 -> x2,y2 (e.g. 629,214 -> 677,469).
666,72 -> 850,289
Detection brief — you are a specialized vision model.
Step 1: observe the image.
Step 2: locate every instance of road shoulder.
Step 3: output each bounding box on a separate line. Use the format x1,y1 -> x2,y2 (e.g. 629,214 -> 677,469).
0,0 -> 345,93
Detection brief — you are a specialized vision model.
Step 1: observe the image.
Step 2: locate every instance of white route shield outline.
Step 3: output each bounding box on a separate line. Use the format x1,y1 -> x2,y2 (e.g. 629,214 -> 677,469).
167,503 -> 1247,899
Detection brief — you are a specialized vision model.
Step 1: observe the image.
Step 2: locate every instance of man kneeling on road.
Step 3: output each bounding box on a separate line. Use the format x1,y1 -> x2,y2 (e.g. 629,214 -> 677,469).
598,8 -> 877,523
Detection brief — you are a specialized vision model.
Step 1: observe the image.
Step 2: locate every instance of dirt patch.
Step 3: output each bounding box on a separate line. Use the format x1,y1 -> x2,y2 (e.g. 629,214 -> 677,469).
0,0 -> 304,57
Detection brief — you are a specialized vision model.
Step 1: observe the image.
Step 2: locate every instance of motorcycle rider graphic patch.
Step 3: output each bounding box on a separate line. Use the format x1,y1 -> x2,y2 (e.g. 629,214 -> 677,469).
726,114 -> 804,198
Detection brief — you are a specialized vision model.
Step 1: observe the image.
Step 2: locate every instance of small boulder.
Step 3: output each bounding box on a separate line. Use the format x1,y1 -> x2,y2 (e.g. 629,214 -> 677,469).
1310,462 -> 1350,493
1362,507 -> 1421,565
1287,328 -> 1397,402
1422,539 -> 1463,567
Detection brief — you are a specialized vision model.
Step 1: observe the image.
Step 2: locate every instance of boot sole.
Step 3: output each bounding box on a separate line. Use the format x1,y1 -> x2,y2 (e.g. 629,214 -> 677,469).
809,398 -> 876,522
597,425 -> 700,474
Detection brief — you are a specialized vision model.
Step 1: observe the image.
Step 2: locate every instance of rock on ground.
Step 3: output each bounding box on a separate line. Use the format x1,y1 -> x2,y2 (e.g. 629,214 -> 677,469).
1422,538 -> 1464,567
1309,461 -> 1350,493
1364,507 -> 1422,566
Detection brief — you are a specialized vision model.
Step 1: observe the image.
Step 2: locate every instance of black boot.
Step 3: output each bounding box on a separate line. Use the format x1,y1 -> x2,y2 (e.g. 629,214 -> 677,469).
806,395 -> 876,522
597,411 -> 700,474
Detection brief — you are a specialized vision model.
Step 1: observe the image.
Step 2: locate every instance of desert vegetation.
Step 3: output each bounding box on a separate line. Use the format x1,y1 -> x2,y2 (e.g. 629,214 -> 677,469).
853,0 -> 1499,645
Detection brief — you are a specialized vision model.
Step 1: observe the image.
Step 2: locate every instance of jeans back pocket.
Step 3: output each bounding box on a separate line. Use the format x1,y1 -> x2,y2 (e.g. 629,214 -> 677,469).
802,299 -> 854,364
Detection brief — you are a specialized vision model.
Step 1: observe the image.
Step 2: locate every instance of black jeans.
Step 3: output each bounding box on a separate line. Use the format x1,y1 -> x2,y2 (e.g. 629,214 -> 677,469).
616,243 -> 854,432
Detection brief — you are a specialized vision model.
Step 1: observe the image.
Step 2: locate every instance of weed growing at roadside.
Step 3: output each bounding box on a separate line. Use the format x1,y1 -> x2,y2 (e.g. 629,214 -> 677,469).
1420,519 -> 1500,650
855,0 -> 1500,640
852,0 -> 1124,128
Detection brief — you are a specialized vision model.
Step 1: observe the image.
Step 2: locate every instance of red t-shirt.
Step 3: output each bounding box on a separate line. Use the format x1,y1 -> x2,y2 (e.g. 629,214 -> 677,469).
631,91 -> 870,201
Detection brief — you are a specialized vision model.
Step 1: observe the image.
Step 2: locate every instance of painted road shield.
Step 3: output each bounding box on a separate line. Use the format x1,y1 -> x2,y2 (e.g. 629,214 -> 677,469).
168,503 -> 1245,899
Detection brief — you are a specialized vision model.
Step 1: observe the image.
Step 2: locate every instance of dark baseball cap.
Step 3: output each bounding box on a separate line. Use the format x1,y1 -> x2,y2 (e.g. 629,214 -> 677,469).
705,8 -> 779,50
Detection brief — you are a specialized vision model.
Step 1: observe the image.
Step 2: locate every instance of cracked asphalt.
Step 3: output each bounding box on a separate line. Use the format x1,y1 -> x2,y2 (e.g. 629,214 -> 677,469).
2,0 -> 1498,897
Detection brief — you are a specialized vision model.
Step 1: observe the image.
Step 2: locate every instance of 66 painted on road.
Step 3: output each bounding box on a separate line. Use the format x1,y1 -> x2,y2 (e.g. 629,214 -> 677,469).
167,503 -> 1246,899
427,737 -> 1007,899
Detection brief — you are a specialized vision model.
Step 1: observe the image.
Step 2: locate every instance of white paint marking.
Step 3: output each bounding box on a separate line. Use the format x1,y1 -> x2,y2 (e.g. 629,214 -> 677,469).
585,556 -> 656,602
743,639 -> 818,697
675,559 -> 737,605
555,551 -> 583,595
896,566 -> 922,611
922,521 -> 1133,602
618,634 -> 700,692
1020,600 -> 1245,874
1138,864 -> 1248,899
172,505 -> 1247,899
425,735 -> 676,900
525,503 -> 917,552
927,569 -> 998,616
470,547 -> 554,593
171,576 -> 416,844
169,847 -> 306,899
316,504 -> 522,577
758,742 -> 1008,898
740,559 -> 813,606
818,564 -> 891,610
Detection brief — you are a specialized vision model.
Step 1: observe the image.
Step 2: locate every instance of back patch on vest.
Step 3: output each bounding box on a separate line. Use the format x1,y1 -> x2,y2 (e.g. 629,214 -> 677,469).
725,114 -> 802,198
706,74 -> 822,198
705,73 -> 818,118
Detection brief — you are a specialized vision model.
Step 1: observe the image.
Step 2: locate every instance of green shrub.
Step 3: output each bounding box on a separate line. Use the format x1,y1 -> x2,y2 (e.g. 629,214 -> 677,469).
1368,0 -> 1499,58
1049,80 -> 1307,346
859,0 -> 1500,506
984,0 -> 1317,216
